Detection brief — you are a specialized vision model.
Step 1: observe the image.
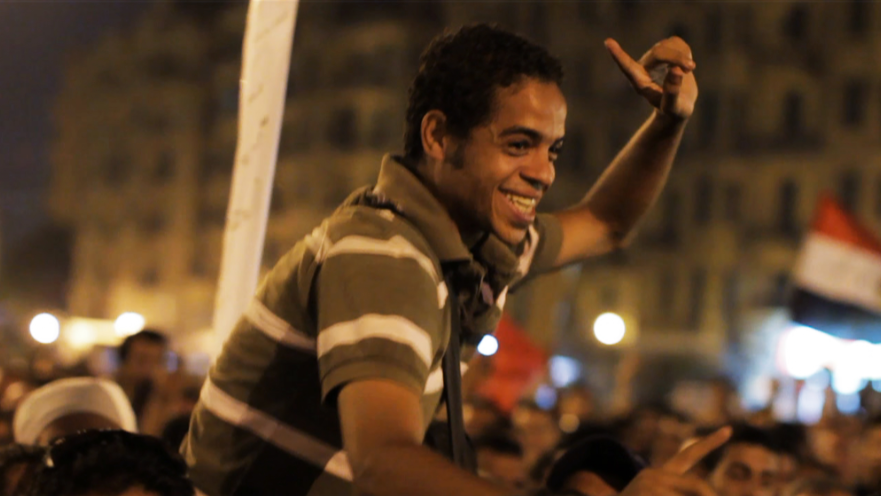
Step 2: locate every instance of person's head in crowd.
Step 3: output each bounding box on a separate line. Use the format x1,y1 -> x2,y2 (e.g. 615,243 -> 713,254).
557,385 -> 595,433
27,429 -> 194,496
545,435 -> 646,496
117,329 -> 168,384
512,400 -> 561,467
699,423 -> 782,496
770,422 -> 809,488
708,376 -> 738,424
0,444 -> 45,496
615,405 -> 663,460
857,416 -> 881,488
783,477 -> 853,496
648,406 -> 694,467
13,377 -> 137,446
464,396 -> 507,438
473,430 -> 527,491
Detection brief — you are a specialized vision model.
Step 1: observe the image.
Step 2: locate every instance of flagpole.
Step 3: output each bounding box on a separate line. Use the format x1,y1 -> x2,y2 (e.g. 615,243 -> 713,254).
212,0 -> 299,353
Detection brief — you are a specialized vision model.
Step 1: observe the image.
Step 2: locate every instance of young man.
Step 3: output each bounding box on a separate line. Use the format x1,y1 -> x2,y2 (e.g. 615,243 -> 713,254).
184,24 -> 705,496
700,424 -> 782,496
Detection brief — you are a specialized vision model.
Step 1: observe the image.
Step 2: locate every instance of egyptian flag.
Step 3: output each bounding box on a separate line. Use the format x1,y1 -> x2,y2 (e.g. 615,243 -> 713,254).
790,194 -> 881,341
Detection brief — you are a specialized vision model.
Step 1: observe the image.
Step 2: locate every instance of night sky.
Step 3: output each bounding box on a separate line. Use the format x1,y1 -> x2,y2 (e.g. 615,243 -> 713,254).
0,1 -> 150,257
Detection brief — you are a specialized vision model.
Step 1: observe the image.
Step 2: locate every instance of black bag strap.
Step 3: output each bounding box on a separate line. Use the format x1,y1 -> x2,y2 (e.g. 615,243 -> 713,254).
441,273 -> 477,473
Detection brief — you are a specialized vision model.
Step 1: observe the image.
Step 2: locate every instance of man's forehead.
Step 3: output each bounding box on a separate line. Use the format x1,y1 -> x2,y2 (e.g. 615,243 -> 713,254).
723,443 -> 779,465
489,81 -> 566,139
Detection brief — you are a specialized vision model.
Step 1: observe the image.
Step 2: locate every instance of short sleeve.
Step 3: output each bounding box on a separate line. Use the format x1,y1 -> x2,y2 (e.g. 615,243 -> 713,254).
314,229 -> 445,403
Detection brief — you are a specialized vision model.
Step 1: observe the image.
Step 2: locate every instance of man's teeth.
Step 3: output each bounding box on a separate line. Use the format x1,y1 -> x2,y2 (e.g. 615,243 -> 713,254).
505,193 -> 536,213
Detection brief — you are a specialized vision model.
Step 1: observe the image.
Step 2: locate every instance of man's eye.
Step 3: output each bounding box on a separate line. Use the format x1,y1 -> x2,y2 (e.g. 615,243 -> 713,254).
509,141 -> 529,151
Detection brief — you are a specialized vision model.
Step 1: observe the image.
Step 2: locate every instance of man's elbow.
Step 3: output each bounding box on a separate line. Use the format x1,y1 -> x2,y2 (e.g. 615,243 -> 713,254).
349,446 -> 403,495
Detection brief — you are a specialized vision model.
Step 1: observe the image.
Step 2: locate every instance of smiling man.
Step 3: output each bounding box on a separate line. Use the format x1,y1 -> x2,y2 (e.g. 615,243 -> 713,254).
183,24 -> 698,496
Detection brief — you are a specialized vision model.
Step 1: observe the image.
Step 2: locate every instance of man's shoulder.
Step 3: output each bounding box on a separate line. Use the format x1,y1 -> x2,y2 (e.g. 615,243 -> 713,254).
318,204 -> 440,262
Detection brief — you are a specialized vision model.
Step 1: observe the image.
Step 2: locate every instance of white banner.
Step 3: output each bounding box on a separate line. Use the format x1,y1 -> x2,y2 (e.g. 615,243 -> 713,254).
213,0 -> 299,351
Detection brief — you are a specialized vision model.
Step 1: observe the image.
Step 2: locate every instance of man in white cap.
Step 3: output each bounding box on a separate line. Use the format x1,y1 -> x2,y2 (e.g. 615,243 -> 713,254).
12,377 -> 138,446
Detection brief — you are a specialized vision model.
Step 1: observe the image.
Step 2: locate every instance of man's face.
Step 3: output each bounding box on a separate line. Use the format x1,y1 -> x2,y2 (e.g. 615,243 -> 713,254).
709,443 -> 780,496
435,78 -> 566,245
123,340 -> 165,381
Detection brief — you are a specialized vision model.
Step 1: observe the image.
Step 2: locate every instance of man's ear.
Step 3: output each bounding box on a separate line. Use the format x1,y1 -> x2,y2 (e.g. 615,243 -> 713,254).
420,110 -> 449,163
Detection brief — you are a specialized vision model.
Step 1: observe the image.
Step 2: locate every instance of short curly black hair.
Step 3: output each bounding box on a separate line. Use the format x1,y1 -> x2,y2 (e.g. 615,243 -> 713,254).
27,430 -> 194,496
403,23 -> 564,164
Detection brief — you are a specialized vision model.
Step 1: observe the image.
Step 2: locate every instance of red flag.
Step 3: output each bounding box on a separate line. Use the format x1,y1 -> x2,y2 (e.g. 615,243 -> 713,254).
475,314 -> 548,414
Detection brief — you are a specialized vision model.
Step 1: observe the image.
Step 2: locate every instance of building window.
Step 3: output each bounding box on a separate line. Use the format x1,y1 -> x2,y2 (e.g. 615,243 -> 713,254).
666,22 -> 690,41
528,3 -> 547,42
154,150 -> 175,183
140,266 -> 159,287
695,176 -> 712,226
778,179 -> 799,235
688,268 -> 707,330
105,154 -> 128,186
660,191 -> 681,245
698,91 -> 719,148
723,272 -> 738,332
839,170 -> 860,212
658,271 -> 676,323
783,91 -> 804,136
705,7 -> 723,51
368,110 -> 394,149
219,86 -> 239,115
783,4 -> 808,40
200,150 -> 233,181
848,0 -> 870,36
141,213 -> 166,235
724,184 -> 742,222
843,80 -> 868,126
559,127 -> 585,173
270,185 -> 285,214
599,285 -> 618,309
328,107 -> 357,150
577,2 -> 598,23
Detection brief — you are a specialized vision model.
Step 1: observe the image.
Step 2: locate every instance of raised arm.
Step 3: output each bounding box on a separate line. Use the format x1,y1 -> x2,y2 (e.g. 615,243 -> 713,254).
552,36 -> 697,267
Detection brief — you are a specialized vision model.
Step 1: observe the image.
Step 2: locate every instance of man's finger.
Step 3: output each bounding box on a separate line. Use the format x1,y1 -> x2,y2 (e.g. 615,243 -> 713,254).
605,38 -> 654,89
639,44 -> 696,72
660,66 -> 683,115
663,426 -> 731,474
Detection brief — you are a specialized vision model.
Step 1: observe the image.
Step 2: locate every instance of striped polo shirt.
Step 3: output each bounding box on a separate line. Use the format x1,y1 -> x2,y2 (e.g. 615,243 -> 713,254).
182,154 -> 563,496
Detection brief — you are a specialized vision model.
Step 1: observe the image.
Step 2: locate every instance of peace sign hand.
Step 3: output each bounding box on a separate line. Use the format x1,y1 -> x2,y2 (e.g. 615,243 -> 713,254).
605,36 -> 698,121
618,427 -> 731,496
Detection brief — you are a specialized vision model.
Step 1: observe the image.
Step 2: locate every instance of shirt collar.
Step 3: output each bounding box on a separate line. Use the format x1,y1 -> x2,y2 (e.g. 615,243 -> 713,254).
374,154 -> 473,262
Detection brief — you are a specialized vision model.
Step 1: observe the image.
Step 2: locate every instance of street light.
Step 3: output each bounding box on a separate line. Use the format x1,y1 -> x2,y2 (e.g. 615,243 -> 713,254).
114,312 -> 145,337
30,313 -> 60,344
477,335 -> 499,356
593,312 -> 625,345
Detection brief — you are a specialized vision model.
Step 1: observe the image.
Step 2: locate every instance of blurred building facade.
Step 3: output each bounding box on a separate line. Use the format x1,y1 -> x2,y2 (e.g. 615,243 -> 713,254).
49,1 -> 881,371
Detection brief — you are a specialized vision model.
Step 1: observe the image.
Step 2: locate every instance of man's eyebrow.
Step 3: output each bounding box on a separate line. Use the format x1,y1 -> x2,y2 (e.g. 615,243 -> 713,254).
498,126 -> 565,146
498,126 -> 544,141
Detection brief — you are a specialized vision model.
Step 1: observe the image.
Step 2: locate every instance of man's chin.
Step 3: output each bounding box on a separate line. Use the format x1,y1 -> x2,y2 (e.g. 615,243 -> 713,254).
494,224 -> 530,246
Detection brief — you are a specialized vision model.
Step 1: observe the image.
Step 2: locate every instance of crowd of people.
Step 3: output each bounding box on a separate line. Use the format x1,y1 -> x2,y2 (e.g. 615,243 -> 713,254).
1,328 -> 881,496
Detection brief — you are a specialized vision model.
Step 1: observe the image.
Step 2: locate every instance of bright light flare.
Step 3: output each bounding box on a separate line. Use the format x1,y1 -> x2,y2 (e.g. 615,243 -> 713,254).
593,312 -> 625,345
477,335 -> 499,356
30,313 -> 60,344
114,313 -> 145,337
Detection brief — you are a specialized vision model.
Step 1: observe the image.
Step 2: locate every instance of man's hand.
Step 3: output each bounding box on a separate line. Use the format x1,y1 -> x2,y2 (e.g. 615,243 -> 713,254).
618,427 -> 731,496
605,37 -> 698,121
